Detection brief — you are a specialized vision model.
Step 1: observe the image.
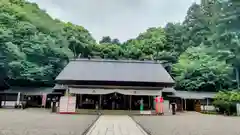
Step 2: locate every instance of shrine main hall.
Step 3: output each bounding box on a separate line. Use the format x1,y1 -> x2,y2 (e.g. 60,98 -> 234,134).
53,59 -> 175,110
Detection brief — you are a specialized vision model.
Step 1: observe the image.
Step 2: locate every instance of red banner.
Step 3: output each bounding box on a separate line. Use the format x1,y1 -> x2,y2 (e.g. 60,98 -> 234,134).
155,96 -> 164,114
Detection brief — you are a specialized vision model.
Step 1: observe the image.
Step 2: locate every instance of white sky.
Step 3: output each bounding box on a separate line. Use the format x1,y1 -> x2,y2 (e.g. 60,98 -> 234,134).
28,0 -> 200,42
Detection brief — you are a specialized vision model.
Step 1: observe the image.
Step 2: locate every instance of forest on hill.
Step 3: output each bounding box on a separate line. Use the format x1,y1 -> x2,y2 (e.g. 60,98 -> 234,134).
0,0 -> 240,92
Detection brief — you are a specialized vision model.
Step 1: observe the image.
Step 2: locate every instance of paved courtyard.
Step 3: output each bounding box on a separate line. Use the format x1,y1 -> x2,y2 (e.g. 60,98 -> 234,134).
1,110 -> 240,135
133,112 -> 240,135
86,115 -> 147,135
0,109 -> 98,135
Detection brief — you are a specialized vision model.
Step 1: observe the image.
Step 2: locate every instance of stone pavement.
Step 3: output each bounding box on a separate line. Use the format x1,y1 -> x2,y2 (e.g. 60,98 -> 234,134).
0,109 -> 98,135
134,112 -> 240,135
86,115 -> 148,135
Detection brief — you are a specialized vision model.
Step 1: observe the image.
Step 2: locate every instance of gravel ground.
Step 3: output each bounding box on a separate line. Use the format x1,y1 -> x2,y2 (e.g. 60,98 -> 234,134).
133,112 -> 240,135
0,109 -> 98,135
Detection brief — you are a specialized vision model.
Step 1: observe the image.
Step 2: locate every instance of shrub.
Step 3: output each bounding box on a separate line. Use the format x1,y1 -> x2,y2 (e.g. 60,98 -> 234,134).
213,90 -> 240,115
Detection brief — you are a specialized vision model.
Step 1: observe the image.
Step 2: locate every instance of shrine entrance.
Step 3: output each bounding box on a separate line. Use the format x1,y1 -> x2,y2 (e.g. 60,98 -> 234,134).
102,93 -> 125,110
72,88 -> 163,110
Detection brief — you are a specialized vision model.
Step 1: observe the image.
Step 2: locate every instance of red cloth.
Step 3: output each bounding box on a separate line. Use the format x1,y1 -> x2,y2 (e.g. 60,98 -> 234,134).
155,97 -> 164,114
160,97 -> 164,103
155,97 -> 164,103
155,102 -> 164,113
160,103 -> 163,113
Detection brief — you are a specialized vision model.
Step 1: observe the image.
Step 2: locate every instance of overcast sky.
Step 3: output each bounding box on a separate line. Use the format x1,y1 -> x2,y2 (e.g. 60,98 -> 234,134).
28,0 -> 199,42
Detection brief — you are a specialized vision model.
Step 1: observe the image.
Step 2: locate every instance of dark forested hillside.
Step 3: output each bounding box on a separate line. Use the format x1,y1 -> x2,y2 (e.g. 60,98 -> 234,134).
0,0 -> 240,92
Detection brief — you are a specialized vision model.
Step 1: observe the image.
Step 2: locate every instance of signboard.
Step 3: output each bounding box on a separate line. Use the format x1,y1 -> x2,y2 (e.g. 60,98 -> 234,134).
41,94 -> 47,107
237,103 -> 240,116
59,96 -> 76,114
59,96 -> 68,112
67,96 -> 76,112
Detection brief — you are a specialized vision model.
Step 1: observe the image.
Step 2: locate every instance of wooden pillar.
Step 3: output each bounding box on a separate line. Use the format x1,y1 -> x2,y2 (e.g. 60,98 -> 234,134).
181,98 -> 184,111
184,99 -> 187,111
151,96 -> 153,110
4,94 -> 6,106
206,98 -> 209,112
99,95 -> 102,109
79,94 -> 82,108
129,95 -> 132,110
123,95 -> 126,110
148,96 -> 151,110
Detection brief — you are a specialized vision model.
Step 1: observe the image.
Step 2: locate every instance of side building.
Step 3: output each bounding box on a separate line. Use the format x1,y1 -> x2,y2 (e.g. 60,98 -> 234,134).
53,59 -> 175,110
0,64 -> 9,108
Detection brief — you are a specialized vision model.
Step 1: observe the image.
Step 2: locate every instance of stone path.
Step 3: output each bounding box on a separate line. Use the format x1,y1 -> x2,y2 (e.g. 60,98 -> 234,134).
86,115 -> 148,135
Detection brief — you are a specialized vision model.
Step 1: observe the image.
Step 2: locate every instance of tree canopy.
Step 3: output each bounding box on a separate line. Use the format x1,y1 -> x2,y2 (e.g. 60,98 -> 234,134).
173,45 -> 233,91
0,0 -> 95,86
1,0 -> 240,91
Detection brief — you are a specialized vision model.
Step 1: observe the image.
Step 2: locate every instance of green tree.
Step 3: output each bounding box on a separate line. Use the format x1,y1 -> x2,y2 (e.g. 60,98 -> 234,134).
164,23 -> 185,55
112,38 -> 120,45
173,46 -> 233,91
99,36 -> 112,44
213,90 -> 240,115
0,0 -> 95,86
1,0 -> 240,92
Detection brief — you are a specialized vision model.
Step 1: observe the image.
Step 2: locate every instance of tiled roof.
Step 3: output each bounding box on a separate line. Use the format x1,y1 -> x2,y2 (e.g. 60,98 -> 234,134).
55,59 -> 175,85
3,87 -> 53,95
169,91 -> 217,99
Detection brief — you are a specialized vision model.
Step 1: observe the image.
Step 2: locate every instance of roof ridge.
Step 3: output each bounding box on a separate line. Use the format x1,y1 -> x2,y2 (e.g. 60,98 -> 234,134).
70,58 -> 163,64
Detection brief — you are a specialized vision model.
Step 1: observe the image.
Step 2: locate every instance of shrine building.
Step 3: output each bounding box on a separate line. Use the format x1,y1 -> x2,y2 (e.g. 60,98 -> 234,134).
53,59 -> 175,110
